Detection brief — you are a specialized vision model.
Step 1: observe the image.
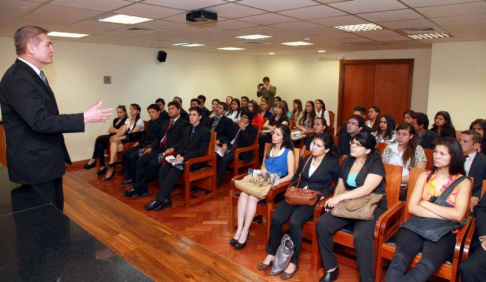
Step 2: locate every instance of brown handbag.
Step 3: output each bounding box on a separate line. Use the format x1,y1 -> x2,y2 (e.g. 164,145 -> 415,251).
330,189 -> 383,221
284,156 -> 321,206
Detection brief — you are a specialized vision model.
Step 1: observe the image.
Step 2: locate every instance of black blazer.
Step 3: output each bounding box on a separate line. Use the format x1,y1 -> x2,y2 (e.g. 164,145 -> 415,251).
138,117 -> 163,146
160,110 -> 169,121
149,117 -> 188,150
290,154 -> 340,197
469,153 -> 486,198
229,123 -> 258,163
173,123 -> 210,161
417,130 -> 440,150
209,115 -> 233,144
475,193 -> 486,238
180,108 -> 189,121
201,106 -> 210,117
0,59 -> 84,184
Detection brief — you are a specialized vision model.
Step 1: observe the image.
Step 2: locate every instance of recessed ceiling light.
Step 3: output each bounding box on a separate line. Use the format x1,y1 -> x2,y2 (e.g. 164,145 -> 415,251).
334,23 -> 382,32
98,14 -> 153,25
236,34 -> 273,40
281,41 -> 314,46
223,0 -> 239,2
217,47 -> 245,51
407,33 -> 450,40
47,32 -> 88,38
268,52 -> 275,55
318,50 -> 326,53
173,43 -> 205,47
173,43 -> 189,46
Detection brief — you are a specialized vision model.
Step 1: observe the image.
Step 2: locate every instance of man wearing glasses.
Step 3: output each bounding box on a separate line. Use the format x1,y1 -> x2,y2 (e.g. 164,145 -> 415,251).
337,115 -> 365,157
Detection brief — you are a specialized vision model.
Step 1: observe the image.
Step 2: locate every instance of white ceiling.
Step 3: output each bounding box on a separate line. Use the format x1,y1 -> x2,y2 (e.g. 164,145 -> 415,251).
0,0 -> 485,55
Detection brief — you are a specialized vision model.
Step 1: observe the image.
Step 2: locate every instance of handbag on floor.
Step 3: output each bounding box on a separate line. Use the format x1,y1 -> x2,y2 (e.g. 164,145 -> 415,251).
285,156 -> 321,206
270,234 -> 294,276
234,169 -> 281,199
330,190 -> 383,221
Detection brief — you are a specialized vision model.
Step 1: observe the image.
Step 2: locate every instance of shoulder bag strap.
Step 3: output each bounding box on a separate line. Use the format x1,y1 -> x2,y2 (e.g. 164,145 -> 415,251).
288,155 -> 313,188
434,176 -> 467,206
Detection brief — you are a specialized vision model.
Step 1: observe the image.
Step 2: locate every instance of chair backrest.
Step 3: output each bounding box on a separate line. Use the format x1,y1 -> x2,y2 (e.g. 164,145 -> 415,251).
206,132 -> 217,155
253,130 -> 260,145
333,135 -> 339,147
423,148 -> 434,170
302,149 -> 312,158
455,130 -> 462,141
404,167 -> 428,221
289,115 -> 295,130
143,120 -> 149,131
327,111 -> 335,134
482,180 -> 486,198
383,163 -> 403,208
338,156 -> 346,165
376,142 -> 387,154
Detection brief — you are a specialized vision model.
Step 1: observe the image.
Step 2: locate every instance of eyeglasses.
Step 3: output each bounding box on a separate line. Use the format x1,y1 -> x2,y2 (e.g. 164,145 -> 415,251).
347,121 -> 359,126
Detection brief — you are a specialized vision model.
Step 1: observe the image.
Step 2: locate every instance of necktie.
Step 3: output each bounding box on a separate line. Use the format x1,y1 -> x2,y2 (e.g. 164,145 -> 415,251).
231,129 -> 241,150
39,70 -> 48,86
160,120 -> 174,147
191,127 -> 196,137
211,117 -> 219,131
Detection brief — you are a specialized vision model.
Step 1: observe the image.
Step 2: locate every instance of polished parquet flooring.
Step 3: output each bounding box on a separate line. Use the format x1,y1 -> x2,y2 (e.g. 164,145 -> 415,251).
66,161 -> 362,282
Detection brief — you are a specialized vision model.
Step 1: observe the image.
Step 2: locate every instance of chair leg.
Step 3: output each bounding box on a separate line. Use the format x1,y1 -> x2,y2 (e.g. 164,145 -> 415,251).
229,192 -> 235,233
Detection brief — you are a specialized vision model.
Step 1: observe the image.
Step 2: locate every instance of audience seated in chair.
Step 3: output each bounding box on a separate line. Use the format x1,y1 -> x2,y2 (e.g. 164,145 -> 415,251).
431,111 -> 456,138
291,99 -> 303,128
260,98 -> 272,119
337,106 -> 372,136
372,114 -> 397,144
337,114 -> 365,157
173,96 -> 189,121
225,98 -> 242,123
301,117 -> 326,157
469,119 -> 486,154
258,102 -> 289,157
207,98 -> 220,119
190,98 -> 208,127
366,106 -> 380,132
247,100 -> 264,131
144,107 -> 210,212
412,112 -> 440,150
209,101 -> 233,146
315,99 -> 330,127
197,94 -> 210,118
403,110 -> 416,124
294,101 -> 316,139
155,98 -> 170,120
460,130 -> 486,213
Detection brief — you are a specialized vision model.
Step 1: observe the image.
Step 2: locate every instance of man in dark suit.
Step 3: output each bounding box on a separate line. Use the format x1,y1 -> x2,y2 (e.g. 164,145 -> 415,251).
413,112 -> 440,149
337,115 -> 365,157
173,96 -> 189,120
123,101 -> 187,198
460,130 -> 486,212
197,94 -> 210,117
155,98 -> 169,120
336,106 -> 371,136
191,98 -> 208,127
0,26 -> 112,211
209,101 -> 233,146
145,107 -> 211,211
216,110 -> 258,185
121,104 -> 163,185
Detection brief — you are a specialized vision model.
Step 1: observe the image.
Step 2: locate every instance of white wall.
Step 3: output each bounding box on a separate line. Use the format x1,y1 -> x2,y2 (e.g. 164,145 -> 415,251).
255,48 -> 433,128
427,41 -> 486,130
0,37 -> 258,161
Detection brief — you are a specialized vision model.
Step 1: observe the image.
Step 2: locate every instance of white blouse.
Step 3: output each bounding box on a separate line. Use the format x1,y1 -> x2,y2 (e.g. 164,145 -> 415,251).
125,117 -> 144,133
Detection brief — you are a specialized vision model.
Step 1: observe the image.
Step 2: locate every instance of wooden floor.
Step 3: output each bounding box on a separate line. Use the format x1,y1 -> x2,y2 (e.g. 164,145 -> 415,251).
65,161 -> 362,281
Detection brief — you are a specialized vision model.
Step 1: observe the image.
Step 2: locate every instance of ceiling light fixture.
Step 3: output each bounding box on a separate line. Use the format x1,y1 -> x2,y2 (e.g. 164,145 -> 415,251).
98,14 -> 153,25
268,52 -> 275,55
236,34 -> 273,40
407,33 -> 450,40
47,32 -> 88,38
334,23 -> 382,32
173,43 -> 205,47
281,41 -> 314,46
217,47 -> 245,51
318,50 -> 326,53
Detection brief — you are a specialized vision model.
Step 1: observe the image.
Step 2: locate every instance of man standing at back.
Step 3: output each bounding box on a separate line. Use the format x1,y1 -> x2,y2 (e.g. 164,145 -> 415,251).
0,26 -> 112,211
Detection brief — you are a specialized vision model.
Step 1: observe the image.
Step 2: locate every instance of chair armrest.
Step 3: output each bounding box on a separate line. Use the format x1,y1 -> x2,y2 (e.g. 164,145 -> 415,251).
453,215 -> 473,262
230,174 -> 247,193
462,217 -> 476,261
234,145 -> 258,160
314,195 -> 334,222
185,154 -> 215,167
374,201 -> 405,240
123,142 -> 136,151
266,181 -> 291,203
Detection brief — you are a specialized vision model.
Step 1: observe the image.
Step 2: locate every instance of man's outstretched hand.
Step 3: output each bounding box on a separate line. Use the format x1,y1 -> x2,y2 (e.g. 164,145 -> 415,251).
84,101 -> 113,123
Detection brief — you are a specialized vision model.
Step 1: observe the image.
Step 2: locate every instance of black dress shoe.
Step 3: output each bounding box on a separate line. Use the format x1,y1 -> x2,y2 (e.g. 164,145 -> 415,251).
121,179 -> 133,185
131,191 -> 148,199
154,198 -> 172,211
123,187 -> 137,197
84,161 -> 96,170
320,266 -> 339,282
235,233 -> 249,250
230,238 -> 238,246
144,200 -> 162,211
96,167 -> 106,176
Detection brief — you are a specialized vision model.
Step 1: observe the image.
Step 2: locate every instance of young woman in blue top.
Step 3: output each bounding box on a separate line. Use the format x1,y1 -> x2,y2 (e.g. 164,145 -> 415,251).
231,125 -> 295,250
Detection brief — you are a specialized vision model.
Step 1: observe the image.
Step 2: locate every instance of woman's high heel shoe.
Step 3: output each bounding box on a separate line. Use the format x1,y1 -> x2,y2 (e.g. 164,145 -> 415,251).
84,160 -> 96,170
96,167 -> 106,176
102,164 -> 115,181
235,233 -> 249,250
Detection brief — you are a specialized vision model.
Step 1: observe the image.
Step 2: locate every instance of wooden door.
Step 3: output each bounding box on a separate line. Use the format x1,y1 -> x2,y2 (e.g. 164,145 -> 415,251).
341,65 -> 375,125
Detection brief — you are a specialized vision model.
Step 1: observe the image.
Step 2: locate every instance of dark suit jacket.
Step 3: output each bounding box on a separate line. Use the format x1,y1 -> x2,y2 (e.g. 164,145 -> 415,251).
0,59 -> 84,184
469,153 -> 486,198
138,117 -> 163,146
209,115 -> 233,144
417,130 -> 440,150
180,108 -> 189,121
337,122 -> 371,136
229,123 -> 258,163
304,134 -> 316,149
201,106 -> 210,117
160,110 -> 169,121
149,117 -> 188,150
475,193 -> 486,238
290,154 -> 340,197
173,123 -> 210,161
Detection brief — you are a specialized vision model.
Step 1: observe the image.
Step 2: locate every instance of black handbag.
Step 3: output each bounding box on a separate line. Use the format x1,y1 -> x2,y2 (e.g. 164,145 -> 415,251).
400,176 -> 468,242
126,131 -> 145,142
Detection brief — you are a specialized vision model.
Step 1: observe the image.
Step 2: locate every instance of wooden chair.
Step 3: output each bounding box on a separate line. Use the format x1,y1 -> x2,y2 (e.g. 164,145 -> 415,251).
228,131 -> 260,177
109,120 -> 149,164
228,146 -> 301,245
327,111 -> 335,135
375,168 -> 473,282
423,148 -> 434,170
376,142 -> 388,154
289,113 -> 295,130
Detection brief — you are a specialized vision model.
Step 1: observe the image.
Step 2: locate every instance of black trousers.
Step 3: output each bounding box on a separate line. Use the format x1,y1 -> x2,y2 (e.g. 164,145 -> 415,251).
155,163 -> 184,202
132,149 -> 162,193
316,201 -> 386,282
122,146 -> 142,180
266,201 -> 315,264
259,133 -> 272,157
30,177 -> 64,211
459,236 -> 486,282
216,150 -> 235,185
91,135 -> 110,167
385,228 -> 456,282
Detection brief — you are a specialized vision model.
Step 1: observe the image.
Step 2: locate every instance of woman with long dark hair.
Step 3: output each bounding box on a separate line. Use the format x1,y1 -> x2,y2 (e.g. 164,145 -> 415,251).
295,101 -> 316,134
225,98 -> 241,122
366,106 -> 380,132
259,102 -> 289,156
315,99 -> 330,126
292,99 -> 303,127
373,114 -> 397,144
248,100 -> 264,130
431,111 -> 456,138
386,137 -> 471,281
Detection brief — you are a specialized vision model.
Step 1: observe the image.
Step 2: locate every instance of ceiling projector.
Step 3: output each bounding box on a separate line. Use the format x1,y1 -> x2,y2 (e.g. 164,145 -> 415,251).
186,10 -> 218,23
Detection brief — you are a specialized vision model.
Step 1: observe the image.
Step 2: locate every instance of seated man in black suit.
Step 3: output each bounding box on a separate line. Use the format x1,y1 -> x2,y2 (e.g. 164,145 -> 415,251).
191,98 -> 208,127
412,112 -> 440,149
155,98 -> 169,120
173,96 -> 189,120
336,106 -> 371,136
123,101 -> 187,198
197,94 -> 210,117
337,114 -> 365,157
460,130 -> 486,212
459,192 -> 486,282
121,104 -> 163,185
144,107 -> 211,211
216,110 -> 258,185
209,101 -> 233,146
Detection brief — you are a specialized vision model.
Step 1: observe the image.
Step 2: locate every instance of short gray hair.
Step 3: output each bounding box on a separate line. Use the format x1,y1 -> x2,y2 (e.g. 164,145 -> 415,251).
14,26 -> 48,55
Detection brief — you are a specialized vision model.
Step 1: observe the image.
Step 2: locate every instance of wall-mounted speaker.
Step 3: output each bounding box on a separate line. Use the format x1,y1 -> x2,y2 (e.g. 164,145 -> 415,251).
157,51 -> 167,62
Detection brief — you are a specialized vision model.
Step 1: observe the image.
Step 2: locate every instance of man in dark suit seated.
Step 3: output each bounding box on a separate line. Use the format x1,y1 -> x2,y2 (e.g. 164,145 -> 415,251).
123,101 -> 187,198
336,106 -> 371,136
155,98 -> 169,120
173,96 -> 189,120
216,110 -> 258,185
337,115 -> 365,157
460,130 -> 486,212
197,94 -> 210,117
412,112 -> 440,149
191,98 -> 208,127
144,107 -> 211,211
459,192 -> 486,282
209,101 -> 233,146
121,104 -> 163,185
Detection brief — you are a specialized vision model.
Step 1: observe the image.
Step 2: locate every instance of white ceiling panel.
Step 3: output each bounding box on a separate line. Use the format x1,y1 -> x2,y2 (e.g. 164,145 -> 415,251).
358,30 -> 401,37
445,22 -> 486,33
213,20 -> 258,30
270,21 -> 323,31
277,5 -> 347,20
399,0 -> 482,8
0,0 -> 43,13
339,37 -> 375,43
432,13 -> 486,26
372,36 -> 412,41
358,9 -> 423,23
310,15 -> 369,26
208,3 -> 266,19
239,13 -> 298,25
32,4 -> 103,20
141,0 -> 222,11
49,0 -> 131,12
379,19 -> 438,29
114,3 -> 183,19
329,0 -> 407,14
236,26 -> 287,36
135,20 -> 188,30
237,0 -> 319,12
66,20 -> 124,33
16,13 -> 81,25
416,2 -> 486,18
0,10 -> 23,25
